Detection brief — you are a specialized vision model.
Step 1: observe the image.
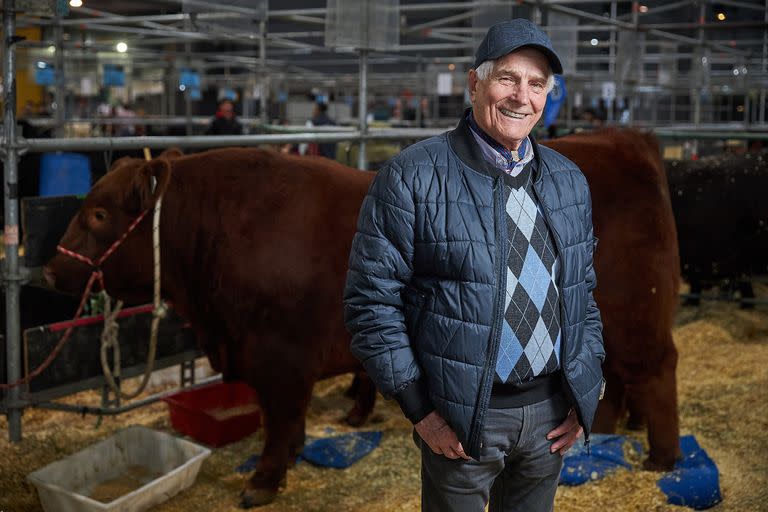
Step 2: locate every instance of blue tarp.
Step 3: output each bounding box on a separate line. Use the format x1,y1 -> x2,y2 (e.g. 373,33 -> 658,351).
560,434 -> 722,510
560,434 -> 642,485
657,435 -> 722,510
236,430 -> 382,473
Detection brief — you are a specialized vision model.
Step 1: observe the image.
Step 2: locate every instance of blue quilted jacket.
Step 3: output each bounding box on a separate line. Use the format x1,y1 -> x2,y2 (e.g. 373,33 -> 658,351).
344,114 -> 604,459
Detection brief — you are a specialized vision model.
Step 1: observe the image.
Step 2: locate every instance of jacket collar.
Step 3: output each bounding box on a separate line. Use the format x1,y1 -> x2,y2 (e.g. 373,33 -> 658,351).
448,108 -> 545,182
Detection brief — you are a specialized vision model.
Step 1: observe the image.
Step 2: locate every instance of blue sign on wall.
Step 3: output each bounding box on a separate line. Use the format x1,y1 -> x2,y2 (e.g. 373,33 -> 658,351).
34,64 -> 55,86
103,64 -> 125,87
180,69 -> 200,88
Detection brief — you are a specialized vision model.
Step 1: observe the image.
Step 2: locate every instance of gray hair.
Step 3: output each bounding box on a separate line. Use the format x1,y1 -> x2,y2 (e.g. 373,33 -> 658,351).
475,59 -> 556,93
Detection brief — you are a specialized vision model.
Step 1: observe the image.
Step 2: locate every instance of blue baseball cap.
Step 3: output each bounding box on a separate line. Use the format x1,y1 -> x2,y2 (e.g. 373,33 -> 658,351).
473,19 -> 563,74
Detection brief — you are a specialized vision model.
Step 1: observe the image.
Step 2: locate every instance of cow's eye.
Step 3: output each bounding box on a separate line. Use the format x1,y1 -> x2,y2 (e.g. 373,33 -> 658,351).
91,208 -> 108,223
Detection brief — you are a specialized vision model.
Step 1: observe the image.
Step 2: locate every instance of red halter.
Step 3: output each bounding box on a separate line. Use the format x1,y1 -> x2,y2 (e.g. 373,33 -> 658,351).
56,208 -> 150,292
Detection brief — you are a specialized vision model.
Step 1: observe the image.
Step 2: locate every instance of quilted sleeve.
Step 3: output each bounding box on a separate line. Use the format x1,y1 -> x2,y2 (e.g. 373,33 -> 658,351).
583,186 -> 606,363
343,161 -> 431,422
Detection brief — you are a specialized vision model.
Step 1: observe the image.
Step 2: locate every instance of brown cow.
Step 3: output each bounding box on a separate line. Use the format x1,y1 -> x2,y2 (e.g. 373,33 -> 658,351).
544,128 -> 681,470
45,129 -> 681,507
43,148 -> 377,507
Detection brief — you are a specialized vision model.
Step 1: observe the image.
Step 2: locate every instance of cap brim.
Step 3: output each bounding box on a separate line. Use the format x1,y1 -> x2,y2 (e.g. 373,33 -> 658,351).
484,43 -> 563,75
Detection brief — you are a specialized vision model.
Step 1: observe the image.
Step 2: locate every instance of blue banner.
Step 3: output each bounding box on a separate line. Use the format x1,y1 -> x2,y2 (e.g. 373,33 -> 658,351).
103,64 -> 125,87
543,75 -> 567,128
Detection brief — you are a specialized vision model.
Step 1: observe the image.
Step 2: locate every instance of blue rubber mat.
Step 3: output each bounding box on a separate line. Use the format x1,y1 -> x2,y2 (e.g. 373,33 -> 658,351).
560,434 -> 722,510
236,430 -> 382,473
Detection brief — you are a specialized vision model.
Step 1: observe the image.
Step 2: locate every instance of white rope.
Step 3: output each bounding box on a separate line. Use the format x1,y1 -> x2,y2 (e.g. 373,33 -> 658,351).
100,190 -> 166,400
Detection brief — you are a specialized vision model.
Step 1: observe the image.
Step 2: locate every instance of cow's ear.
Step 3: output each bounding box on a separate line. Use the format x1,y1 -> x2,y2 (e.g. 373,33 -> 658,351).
134,158 -> 172,211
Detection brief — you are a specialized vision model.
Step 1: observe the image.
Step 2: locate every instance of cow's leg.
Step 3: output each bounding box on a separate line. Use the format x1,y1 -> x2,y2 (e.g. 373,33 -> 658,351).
739,280 -> 755,310
240,374 -> 314,508
592,367 -> 623,434
345,371 -> 376,427
625,393 -> 645,430
344,372 -> 361,398
628,345 -> 680,471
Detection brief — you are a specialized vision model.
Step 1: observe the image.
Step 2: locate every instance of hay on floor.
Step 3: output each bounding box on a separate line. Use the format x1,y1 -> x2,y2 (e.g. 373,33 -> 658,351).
2,285 -> 766,511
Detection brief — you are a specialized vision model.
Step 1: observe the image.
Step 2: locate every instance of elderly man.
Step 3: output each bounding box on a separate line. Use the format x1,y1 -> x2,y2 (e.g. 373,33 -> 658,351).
344,18 -> 604,512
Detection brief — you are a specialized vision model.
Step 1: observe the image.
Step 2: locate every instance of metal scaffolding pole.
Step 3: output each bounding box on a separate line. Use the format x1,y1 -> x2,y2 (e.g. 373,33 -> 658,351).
13,130 -> 444,153
184,17 -> 193,136
358,49 -> 368,170
259,20 -> 268,125
3,0 -> 23,442
54,11 -> 65,138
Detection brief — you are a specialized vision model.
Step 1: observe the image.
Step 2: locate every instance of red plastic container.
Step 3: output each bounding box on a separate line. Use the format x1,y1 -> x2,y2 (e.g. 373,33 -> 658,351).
163,382 -> 261,447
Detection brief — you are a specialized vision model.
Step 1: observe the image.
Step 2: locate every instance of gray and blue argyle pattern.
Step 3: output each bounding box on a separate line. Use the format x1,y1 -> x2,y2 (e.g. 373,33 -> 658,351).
495,178 -> 562,385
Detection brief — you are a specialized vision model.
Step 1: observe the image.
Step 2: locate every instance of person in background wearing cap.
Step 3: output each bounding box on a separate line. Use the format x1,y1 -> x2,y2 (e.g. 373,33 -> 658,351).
344,18 -> 604,512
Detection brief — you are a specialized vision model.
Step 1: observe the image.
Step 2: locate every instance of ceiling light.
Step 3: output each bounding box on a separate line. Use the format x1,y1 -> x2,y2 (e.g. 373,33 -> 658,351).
590,38 -> 599,46
69,0 -> 82,7
116,41 -> 127,53
716,11 -> 726,21
448,63 -> 455,71
639,5 -> 648,13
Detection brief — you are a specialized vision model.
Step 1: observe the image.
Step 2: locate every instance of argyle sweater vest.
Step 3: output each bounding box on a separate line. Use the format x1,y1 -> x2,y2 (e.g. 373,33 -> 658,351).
493,165 -> 562,392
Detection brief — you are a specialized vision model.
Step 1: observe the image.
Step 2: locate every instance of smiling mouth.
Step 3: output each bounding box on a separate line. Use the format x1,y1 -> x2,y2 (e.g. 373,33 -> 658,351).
499,107 -> 529,119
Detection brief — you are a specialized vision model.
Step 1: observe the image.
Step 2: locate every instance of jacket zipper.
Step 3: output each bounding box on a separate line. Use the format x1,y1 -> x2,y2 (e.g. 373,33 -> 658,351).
470,176 -> 506,452
531,179 -> 591,447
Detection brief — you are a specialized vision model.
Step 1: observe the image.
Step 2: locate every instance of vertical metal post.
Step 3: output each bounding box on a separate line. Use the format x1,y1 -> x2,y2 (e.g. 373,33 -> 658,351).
259,19 -> 268,126
54,11 -> 66,138
744,93 -> 750,128
358,49 -> 368,170
607,0 -> 616,123
762,0 -> 767,125
184,17 -> 193,136
166,61 -> 175,118
415,55 -> 424,128
3,0 -> 23,442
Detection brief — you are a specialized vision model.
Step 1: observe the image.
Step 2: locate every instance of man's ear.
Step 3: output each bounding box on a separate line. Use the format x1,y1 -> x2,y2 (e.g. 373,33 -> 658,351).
468,69 -> 478,103
132,158 -> 172,211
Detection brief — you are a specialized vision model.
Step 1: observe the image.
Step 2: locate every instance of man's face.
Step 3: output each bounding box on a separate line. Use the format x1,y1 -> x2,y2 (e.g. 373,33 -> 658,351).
219,101 -> 234,119
468,48 -> 550,150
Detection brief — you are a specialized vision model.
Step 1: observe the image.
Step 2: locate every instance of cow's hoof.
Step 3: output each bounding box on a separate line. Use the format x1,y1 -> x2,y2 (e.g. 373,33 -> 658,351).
239,488 -> 278,508
642,457 -> 676,472
344,410 -> 366,427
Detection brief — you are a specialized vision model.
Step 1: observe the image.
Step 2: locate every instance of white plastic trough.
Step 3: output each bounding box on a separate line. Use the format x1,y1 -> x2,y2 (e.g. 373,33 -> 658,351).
27,425 -> 211,512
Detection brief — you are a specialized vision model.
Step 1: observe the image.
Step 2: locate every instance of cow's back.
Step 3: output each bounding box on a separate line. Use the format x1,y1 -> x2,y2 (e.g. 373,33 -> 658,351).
160,149 -> 374,379
544,129 -> 680,341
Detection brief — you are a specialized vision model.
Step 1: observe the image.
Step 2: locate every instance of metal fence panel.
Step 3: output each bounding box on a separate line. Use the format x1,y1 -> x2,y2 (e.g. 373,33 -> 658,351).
546,11 -> 578,76
325,0 -> 399,51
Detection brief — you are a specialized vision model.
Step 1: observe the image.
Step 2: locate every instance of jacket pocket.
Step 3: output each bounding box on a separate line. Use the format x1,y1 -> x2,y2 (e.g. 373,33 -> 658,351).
409,288 -> 429,347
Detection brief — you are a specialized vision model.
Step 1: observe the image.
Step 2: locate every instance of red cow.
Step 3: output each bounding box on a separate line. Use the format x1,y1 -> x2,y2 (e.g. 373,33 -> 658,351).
45,130 -> 681,507
44,148 -> 377,507
544,129 -> 681,470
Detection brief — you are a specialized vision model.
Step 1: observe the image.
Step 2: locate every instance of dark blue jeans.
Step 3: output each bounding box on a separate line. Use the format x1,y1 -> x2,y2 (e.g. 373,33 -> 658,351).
415,393 -> 570,512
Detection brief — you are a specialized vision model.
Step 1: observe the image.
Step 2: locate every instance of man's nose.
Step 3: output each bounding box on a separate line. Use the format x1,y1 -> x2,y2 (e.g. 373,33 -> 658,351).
511,83 -> 530,104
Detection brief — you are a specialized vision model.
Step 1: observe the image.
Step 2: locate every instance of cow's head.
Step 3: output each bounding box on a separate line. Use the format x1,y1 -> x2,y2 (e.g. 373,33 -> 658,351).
43,152 -> 175,303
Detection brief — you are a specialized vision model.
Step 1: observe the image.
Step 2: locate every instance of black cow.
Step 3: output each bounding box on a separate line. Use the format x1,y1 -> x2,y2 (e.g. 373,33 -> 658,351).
666,152 -> 768,308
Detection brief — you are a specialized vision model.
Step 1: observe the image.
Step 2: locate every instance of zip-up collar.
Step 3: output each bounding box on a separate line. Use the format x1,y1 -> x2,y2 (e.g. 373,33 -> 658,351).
449,108 -> 546,183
